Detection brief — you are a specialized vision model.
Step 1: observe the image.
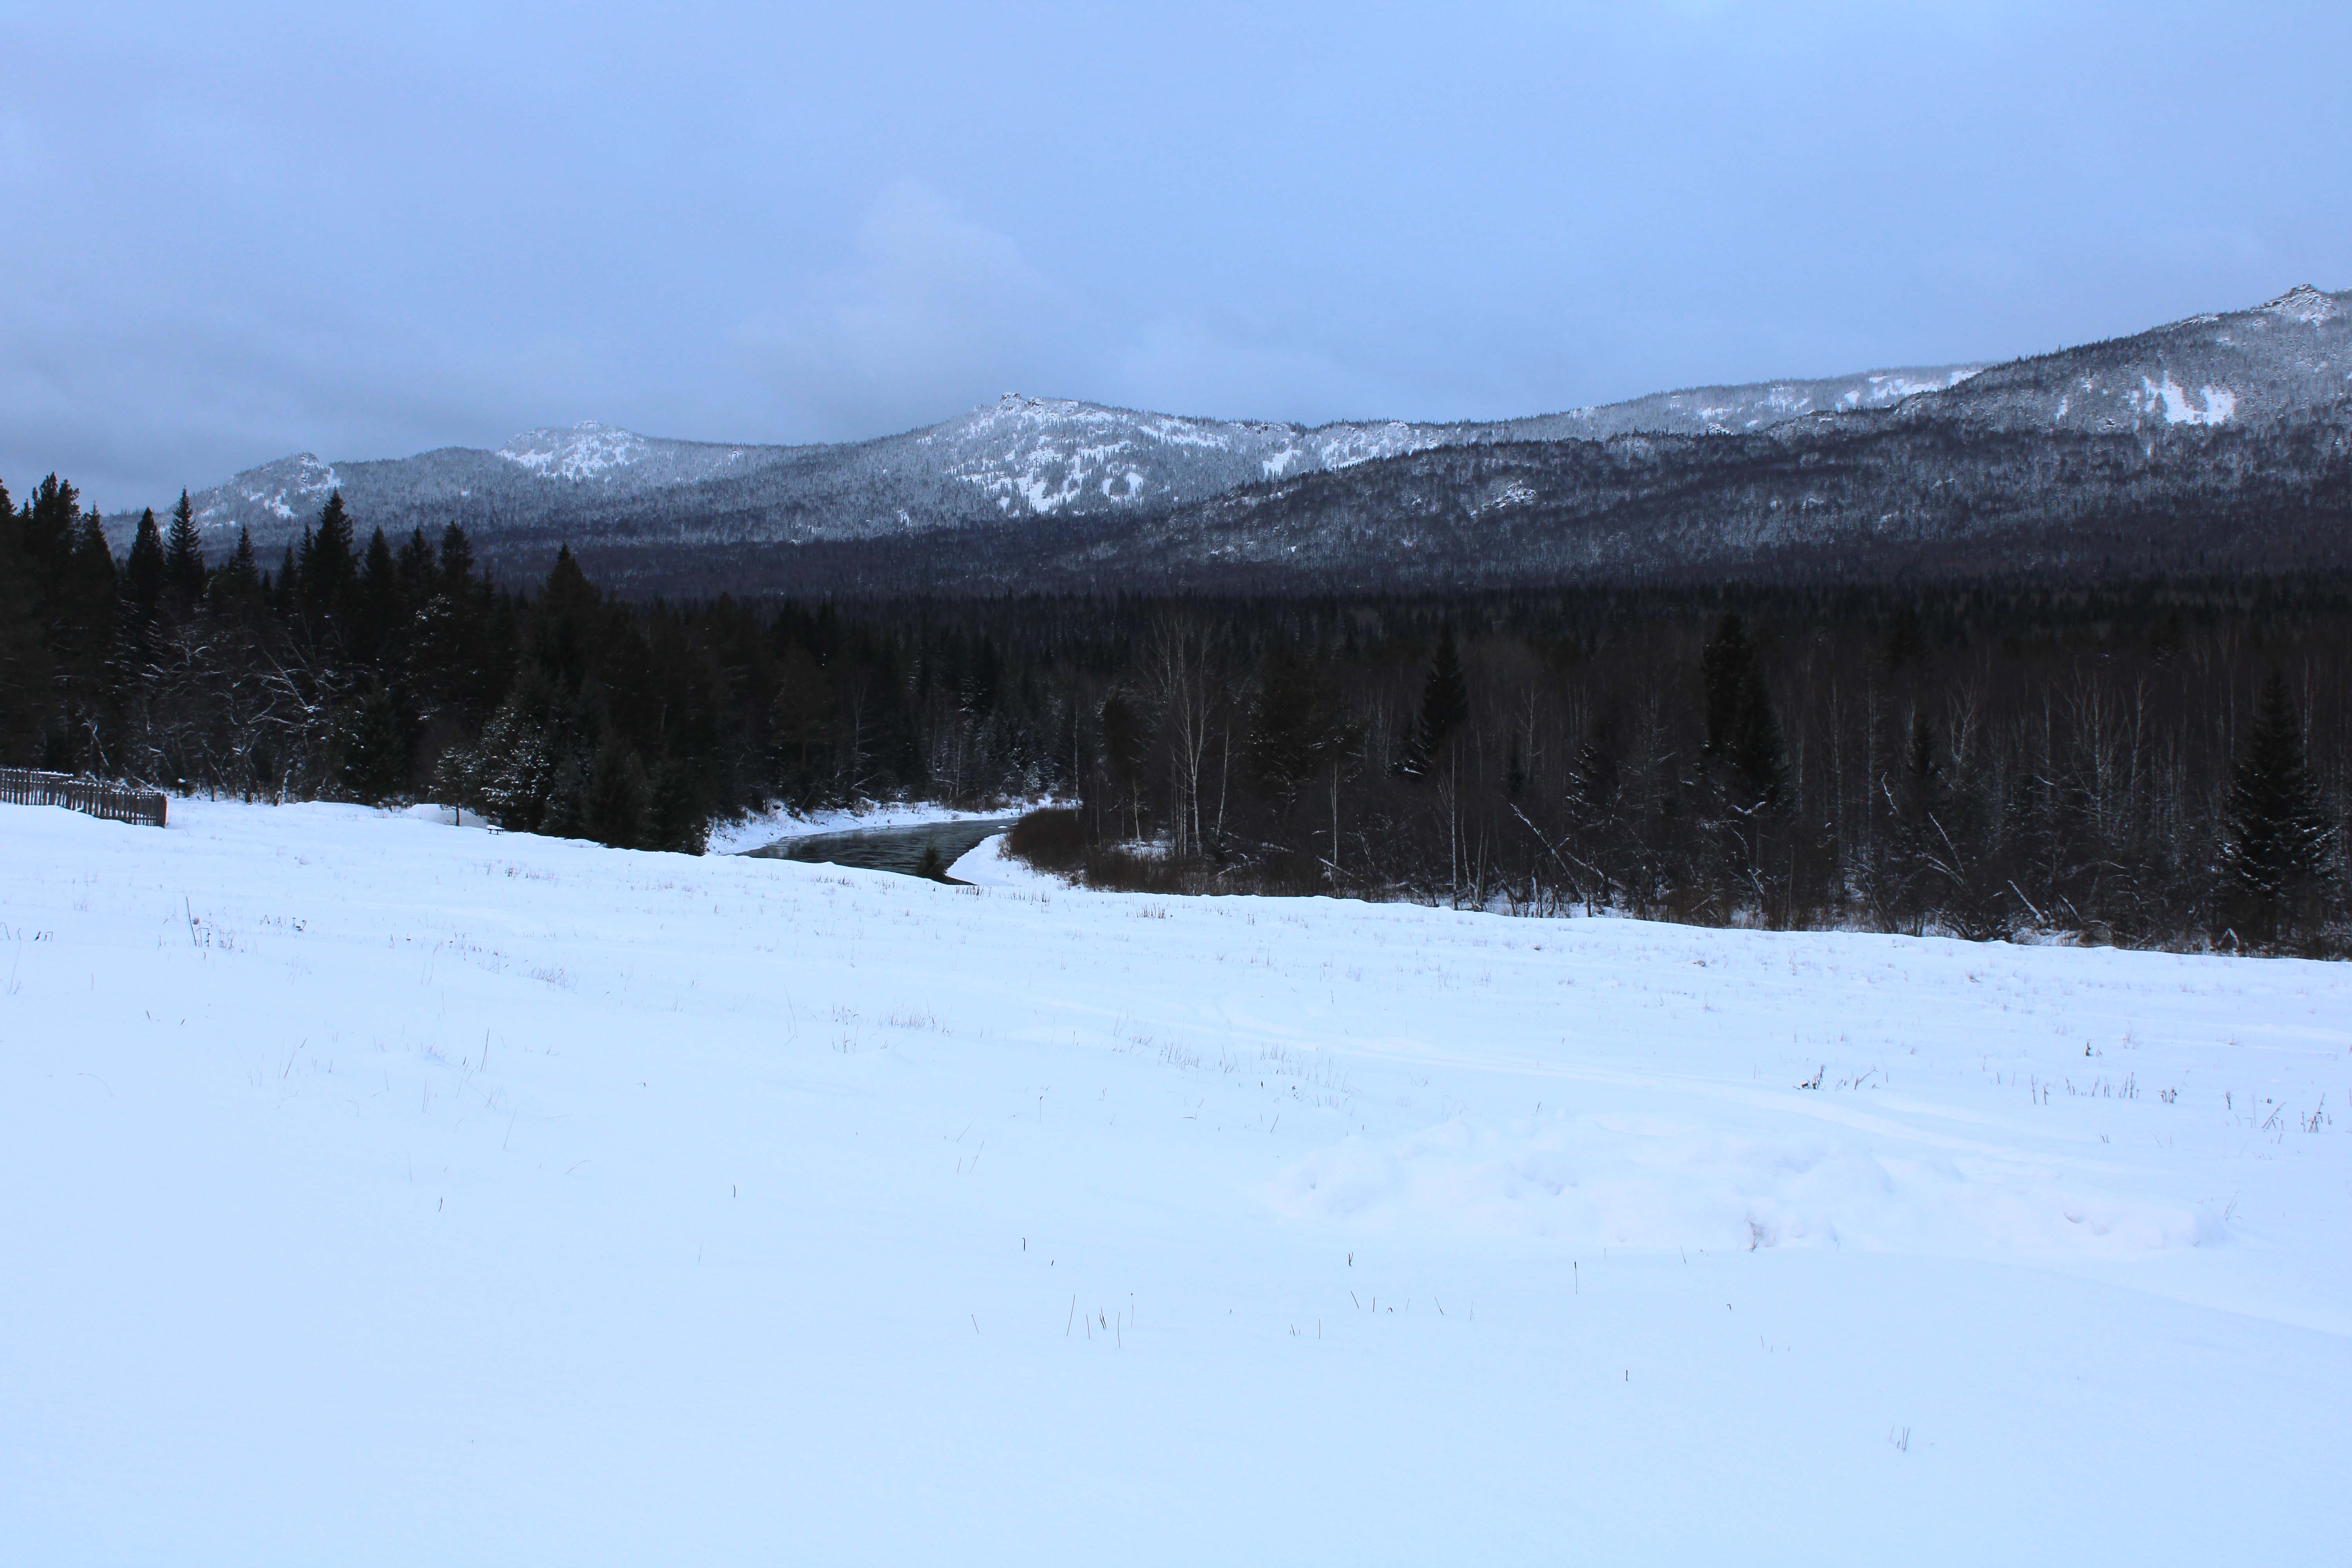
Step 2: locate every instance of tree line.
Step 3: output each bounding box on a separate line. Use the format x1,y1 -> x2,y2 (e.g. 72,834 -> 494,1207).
0,477 -> 1068,849
4,472 -> 2343,952
1021,589 -> 2344,954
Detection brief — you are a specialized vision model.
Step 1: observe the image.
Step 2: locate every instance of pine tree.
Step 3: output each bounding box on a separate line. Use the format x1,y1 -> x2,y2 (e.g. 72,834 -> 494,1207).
2225,670 -> 2333,940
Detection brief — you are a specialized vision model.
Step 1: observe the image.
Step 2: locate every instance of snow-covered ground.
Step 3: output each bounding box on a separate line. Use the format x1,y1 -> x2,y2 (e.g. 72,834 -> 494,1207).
5,799 -> 2349,1564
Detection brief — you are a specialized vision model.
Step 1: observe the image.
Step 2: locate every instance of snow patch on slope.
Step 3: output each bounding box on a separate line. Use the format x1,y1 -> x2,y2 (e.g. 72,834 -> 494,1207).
496,422 -> 655,481
2136,374 -> 2237,426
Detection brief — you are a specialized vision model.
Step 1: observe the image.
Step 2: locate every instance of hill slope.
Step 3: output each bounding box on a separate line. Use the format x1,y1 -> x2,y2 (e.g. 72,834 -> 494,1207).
6,797 -> 2350,1561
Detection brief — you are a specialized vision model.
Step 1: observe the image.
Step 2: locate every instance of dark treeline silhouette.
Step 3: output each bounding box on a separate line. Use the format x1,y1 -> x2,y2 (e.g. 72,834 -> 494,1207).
1,478 -> 1076,852
6,474 -> 2345,951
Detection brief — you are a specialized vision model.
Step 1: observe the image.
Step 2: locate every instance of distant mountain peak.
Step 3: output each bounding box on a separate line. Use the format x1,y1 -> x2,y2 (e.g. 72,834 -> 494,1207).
2262,284 -> 2342,325
191,450 -> 338,526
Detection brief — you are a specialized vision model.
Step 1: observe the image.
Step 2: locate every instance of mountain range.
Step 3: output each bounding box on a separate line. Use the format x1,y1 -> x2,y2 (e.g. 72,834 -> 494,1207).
161,284 -> 2351,593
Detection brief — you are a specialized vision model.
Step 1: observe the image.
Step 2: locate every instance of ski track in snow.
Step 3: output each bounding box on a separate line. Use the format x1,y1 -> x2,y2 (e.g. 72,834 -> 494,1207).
5,799 -> 2349,1564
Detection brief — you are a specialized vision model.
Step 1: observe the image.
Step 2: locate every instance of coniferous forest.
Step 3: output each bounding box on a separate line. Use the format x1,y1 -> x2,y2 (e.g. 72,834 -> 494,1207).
4,472 -> 2345,953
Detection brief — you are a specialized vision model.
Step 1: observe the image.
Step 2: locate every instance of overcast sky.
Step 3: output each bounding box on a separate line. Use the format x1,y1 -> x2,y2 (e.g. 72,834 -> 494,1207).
5,1 -> 2348,510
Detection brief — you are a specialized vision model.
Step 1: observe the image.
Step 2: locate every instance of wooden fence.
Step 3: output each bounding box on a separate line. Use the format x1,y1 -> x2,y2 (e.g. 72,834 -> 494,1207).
0,768 -> 169,828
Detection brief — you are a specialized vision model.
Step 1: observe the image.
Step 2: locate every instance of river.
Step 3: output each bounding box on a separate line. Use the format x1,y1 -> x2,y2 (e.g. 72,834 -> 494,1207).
739,816 -> 1021,881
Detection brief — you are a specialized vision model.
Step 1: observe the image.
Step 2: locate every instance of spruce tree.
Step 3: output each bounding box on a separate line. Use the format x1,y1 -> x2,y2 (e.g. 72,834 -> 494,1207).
2226,670 -> 2332,940
1700,613 -> 1787,810
122,510 -> 167,670
1098,690 -> 1150,838
338,679 -> 411,803
1418,623 -> 1469,753
0,476 -> 51,761
125,505 -> 166,598
163,490 -> 208,601
1890,711 -> 1947,930
645,760 -> 708,855
212,527 -> 261,605
438,522 -> 476,593
1243,641 -> 1353,808
355,526 -> 402,674
300,492 -> 357,628
1700,612 -> 1755,762
24,474 -> 79,577
581,734 -> 651,849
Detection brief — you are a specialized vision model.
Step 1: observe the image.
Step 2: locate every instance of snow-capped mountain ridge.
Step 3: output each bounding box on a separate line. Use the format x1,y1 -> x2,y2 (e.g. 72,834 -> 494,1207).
175,360 -> 1994,547
162,283 -> 2348,584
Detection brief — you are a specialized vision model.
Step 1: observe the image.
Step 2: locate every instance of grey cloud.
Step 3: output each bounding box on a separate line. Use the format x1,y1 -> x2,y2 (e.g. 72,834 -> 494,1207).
3,1 -> 2347,511
736,182 -> 1076,439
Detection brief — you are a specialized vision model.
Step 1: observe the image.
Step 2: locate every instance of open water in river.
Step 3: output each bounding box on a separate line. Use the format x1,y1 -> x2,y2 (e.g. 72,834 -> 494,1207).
740,817 -> 1021,881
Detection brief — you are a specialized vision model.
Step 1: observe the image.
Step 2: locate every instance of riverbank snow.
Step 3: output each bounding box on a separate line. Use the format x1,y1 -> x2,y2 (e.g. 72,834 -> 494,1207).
704,797 -> 1064,857
5,798 -> 2349,1564
945,830 -> 1067,890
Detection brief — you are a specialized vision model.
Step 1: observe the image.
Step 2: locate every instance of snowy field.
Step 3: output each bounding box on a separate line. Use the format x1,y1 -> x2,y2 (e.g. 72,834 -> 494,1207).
5,800 -> 2349,1565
